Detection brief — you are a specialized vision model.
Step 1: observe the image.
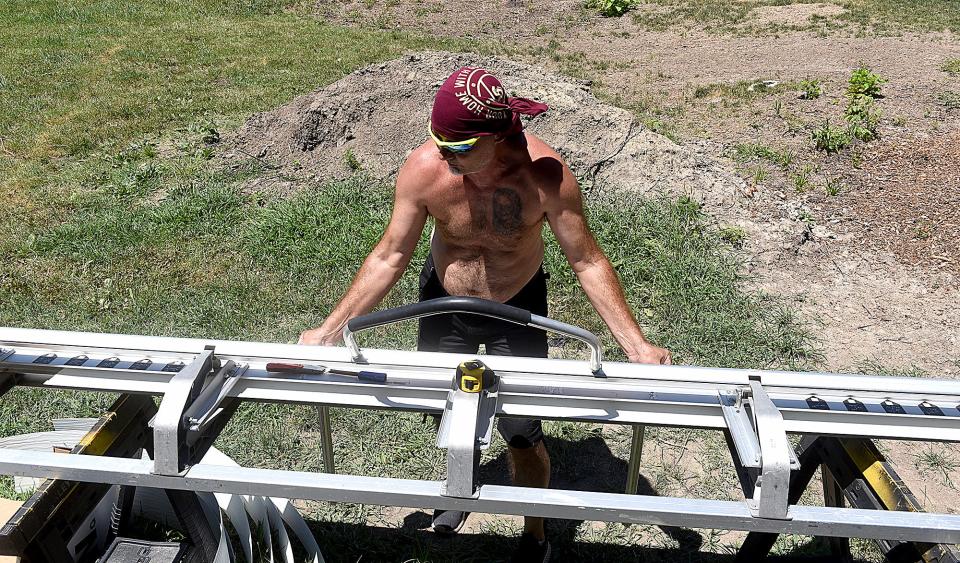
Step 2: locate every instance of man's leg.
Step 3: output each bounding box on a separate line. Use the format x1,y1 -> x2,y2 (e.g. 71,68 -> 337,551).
485,267 -> 552,548
488,332 -> 551,541
498,420 -> 550,540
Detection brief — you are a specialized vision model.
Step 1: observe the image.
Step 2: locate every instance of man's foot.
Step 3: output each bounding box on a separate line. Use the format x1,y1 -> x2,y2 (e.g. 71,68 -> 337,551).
511,532 -> 551,563
431,509 -> 468,536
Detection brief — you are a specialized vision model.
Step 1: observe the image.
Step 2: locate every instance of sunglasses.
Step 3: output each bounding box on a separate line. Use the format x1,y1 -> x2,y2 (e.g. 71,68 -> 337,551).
428,125 -> 479,153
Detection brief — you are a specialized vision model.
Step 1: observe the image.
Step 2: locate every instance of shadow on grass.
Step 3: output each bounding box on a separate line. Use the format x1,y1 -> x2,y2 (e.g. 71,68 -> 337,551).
305,434 -> 867,562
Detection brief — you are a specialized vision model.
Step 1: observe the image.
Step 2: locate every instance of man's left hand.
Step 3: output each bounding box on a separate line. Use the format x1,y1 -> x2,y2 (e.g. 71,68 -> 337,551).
629,343 -> 672,365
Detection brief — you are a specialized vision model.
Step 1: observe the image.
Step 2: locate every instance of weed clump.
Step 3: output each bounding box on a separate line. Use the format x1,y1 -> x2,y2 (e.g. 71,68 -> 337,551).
939,91 -> 960,110
812,120 -> 850,153
585,0 -> 635,17
943,59 -> 960,77
843,66 -> 884,142
799,79 -> 821,100
847,67 -> 886,98
812,66 -> 884,152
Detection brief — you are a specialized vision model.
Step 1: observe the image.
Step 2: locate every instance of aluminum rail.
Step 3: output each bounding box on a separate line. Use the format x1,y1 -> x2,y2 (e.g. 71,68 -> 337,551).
2,449 -> 960,544
2,328 -> 960,442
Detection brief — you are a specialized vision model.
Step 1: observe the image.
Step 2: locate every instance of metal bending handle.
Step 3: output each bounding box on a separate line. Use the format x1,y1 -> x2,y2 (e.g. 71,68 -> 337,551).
343,296 -> 603,373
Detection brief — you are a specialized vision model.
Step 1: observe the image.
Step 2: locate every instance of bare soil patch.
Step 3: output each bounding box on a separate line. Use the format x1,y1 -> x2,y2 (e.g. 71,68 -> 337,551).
747,3 -> 847,27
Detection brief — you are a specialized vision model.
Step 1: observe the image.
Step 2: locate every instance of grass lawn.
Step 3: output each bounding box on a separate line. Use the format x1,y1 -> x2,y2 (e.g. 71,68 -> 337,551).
0,1 -> 894,561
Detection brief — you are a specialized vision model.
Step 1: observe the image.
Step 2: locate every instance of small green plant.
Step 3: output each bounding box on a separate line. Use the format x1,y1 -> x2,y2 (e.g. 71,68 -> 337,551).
751,165 -> 769,185
188,120 -> 220,145
824,177 -> 843,196
939,91 -> 960,110
847,66 -> 885,98
343,148 -> 362,171
718,226 -> 747,248
812,121 -> 850,152
915,447 -> 958,487
942,58 -> 960,77
792,164 -> 814,193
842,67 -> 883,142
799,79 -> 821,99
734,143 -> 792,167
845,94 -> 881,141
585,0 -> 635,17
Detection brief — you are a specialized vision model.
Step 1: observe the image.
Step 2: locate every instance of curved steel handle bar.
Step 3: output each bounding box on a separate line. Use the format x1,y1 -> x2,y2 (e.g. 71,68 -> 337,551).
343,296 -> 603,374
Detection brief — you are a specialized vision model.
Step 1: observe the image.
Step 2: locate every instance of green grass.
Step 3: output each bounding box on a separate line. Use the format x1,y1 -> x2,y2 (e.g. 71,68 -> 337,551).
627,0 -> 960,34
734,143 -> 794,168
0,0 -> 458,196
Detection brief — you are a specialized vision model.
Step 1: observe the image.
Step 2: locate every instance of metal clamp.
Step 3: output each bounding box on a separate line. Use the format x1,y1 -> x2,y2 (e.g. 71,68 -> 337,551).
721,375 -> 795,520
344,296 -> 604,374
152,347 -> 218,476
184,361 -> 249,445
437,360 -> 500,498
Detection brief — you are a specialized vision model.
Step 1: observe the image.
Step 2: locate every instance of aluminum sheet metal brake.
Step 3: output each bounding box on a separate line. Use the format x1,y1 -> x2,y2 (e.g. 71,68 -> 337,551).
1,297 -> 959,560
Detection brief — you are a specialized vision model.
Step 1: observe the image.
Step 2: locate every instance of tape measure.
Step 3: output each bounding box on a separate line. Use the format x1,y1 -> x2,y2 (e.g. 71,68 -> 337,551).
456,359 -> 495,393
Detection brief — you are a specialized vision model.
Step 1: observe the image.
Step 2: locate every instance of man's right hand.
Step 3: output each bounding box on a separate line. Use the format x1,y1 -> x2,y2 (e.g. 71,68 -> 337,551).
298,326 -> 342,346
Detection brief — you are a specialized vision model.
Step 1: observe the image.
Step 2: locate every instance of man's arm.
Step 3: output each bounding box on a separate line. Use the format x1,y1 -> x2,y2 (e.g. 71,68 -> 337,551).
299,161 -> 429,346
543,161 -> 671,365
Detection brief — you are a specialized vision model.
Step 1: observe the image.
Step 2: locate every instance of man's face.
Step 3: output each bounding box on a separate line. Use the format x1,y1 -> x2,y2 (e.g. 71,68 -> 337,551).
437,136 -> 498,176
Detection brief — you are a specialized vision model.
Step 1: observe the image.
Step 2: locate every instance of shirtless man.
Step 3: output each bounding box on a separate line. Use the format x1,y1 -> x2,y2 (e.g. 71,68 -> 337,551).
299,66 -> 671,562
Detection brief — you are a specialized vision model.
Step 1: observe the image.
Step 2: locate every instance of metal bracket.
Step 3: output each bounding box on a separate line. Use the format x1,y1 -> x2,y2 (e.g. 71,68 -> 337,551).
152,347 -> 217,476
721,376 -> 795,520
437,372 -> 500,498
184,360 -> 248,445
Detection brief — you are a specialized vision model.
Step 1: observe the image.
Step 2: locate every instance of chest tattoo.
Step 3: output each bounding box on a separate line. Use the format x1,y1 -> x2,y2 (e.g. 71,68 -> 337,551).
492,188 -> 523,235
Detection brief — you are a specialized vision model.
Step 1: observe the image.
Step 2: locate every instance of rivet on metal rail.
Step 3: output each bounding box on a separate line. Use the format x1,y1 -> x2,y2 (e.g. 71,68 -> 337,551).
65,354 -> 89,366
881,399 -> 906,414
919,401 -> 944,416
806,396 -> 829,410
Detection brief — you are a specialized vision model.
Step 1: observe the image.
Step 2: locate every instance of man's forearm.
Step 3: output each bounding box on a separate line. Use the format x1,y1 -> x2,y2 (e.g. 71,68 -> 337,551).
317,254 -> 407,336
574,259 -> 652,360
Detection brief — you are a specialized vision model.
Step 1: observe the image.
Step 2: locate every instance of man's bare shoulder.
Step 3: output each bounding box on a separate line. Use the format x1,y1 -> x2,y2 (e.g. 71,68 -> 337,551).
522,133 -> 571,196
397,142 -> 448,194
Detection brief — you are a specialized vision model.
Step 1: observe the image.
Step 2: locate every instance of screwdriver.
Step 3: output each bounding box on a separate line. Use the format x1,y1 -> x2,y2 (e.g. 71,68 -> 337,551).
265,362 -> 387,383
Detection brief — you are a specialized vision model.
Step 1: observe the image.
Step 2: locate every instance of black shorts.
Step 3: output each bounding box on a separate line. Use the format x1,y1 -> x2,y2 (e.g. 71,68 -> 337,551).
417,254 -> 547,449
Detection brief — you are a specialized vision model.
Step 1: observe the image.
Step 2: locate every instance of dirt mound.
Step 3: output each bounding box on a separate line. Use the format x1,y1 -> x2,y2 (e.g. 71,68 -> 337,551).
223,52 -> 747,211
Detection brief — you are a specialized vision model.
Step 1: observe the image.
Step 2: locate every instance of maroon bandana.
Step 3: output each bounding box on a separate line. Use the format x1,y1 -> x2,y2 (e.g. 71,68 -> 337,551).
430,66 -> 549,141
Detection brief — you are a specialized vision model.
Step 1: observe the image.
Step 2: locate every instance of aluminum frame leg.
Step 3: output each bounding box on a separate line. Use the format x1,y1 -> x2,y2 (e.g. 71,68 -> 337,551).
625,424 -> 645,494
317,406 -> 335,474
